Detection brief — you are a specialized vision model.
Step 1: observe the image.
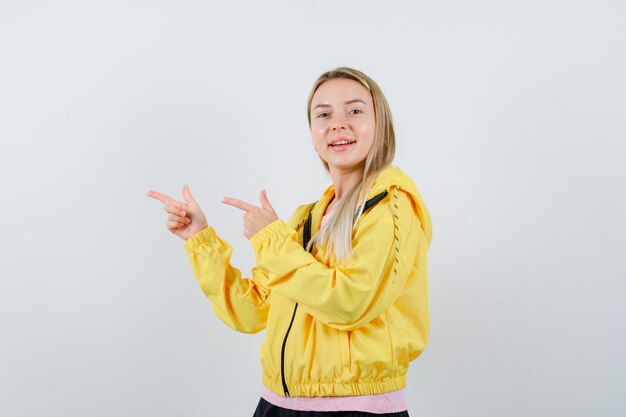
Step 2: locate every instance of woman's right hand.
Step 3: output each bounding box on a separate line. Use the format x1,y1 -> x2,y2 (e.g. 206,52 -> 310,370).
147,185 -> 209,241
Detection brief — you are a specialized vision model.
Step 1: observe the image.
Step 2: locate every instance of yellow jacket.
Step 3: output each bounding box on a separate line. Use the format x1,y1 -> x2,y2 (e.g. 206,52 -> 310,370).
183,165 -> 432,397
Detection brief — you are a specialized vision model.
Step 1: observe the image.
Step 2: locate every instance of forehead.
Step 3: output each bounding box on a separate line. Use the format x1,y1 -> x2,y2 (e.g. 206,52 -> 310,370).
311,78 -> 372,106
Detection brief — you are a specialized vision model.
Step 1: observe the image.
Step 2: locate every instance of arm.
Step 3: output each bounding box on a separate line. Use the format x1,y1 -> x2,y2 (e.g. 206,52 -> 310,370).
183,227 -> 270,334
249,187 -> 426,331
182,203 -> 312,334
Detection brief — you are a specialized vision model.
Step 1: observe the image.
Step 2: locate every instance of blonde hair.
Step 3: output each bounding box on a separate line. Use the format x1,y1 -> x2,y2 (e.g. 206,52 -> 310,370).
306,67 -> 396,263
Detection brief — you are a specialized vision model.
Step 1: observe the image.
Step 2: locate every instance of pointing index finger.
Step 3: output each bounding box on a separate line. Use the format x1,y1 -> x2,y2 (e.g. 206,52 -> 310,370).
147,190 -> 178,206
221,196 -> 256,212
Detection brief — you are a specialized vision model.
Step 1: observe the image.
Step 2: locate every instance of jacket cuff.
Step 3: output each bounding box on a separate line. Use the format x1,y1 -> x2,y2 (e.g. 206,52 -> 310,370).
250,219 -> 288,250
183,227 -> 218,252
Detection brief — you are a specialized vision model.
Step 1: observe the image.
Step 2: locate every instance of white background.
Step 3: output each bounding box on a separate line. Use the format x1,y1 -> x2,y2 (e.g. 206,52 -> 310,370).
1,1 -> 624,416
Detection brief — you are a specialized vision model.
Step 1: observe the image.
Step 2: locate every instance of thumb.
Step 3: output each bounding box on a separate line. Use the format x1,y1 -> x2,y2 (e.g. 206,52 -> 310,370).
260,189 -> 274,212
182,184 -> 198,208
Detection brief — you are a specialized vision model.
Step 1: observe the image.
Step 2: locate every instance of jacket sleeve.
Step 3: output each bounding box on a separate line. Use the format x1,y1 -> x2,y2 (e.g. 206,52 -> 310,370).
183,227 -> 270,334
249,186 -> 427,331
182,203 -> 312,334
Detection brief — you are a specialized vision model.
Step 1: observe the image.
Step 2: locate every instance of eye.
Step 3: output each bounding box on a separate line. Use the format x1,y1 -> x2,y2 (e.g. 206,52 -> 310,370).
350,109 -> 362,115
317,112 -> 329,118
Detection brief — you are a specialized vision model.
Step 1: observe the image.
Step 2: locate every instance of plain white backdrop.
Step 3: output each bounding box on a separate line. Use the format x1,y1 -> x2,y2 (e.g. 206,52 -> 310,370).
1,1 -> 624,416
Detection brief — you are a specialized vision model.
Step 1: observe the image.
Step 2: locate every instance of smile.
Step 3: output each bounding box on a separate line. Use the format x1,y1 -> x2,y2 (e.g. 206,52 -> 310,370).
329,140 -> 356,151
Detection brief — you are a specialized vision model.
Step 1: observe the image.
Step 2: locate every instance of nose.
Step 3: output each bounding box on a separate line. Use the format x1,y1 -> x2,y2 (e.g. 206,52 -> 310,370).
332,113 -> 347,131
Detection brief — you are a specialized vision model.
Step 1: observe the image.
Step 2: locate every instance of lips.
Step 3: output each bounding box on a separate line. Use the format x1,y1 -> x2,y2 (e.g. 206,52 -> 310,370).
328,137 -> 356,147
328,139 -> 356,152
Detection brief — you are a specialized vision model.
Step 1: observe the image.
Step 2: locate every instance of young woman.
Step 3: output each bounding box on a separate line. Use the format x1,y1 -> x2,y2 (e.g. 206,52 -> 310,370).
148,67 -> 433,416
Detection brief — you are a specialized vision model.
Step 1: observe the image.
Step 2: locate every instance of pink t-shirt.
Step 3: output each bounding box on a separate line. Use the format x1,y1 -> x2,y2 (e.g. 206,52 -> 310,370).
260,209 -> 407,413
321,208 -> 335,227
261,386 -> 407,413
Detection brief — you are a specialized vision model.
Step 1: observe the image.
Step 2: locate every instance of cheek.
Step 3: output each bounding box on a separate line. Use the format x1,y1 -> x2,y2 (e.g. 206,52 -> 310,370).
311,126 -> 326,143
357,122 -> 375,144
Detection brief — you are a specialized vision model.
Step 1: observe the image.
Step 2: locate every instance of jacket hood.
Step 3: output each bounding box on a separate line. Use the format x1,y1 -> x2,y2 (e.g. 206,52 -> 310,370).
322,165 -> 433,249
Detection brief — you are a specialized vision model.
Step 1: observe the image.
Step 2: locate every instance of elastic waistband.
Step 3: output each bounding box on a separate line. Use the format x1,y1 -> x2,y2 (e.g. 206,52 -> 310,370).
262,374 -> 408,397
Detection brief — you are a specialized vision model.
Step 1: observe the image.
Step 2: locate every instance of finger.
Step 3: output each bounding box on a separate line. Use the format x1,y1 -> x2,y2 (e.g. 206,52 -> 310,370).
259,189 -> 274,211
221,197 -> 257,212
168,212 -> 191,224
182,184 -> 197,208
166,219 -> 187,230
147,190 -> 178,205
164,203 -> 186,215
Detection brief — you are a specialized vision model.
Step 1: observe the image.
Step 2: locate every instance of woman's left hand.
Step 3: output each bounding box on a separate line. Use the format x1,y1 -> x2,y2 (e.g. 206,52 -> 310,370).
221,189 -> 279,239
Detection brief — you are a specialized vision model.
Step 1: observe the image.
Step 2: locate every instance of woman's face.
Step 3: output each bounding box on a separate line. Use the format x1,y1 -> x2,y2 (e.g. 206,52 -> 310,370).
309,78 -> 376,173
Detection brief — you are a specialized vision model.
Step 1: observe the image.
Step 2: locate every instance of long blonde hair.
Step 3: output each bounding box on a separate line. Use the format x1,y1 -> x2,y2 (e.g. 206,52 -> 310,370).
306,67 -> 396,263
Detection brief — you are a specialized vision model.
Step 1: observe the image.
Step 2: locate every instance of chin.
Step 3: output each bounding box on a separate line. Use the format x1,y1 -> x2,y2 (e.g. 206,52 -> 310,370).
326,159 -> 368,172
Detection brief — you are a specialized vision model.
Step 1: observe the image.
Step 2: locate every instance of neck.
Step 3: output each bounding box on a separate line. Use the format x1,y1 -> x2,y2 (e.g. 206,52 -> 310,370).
329,165 -> 364,202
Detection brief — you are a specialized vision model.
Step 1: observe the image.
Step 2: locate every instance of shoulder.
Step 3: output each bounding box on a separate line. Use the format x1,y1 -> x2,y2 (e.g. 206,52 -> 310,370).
370,165 -> 421,198
364,166 -> 433,248
351,189 -> 419,254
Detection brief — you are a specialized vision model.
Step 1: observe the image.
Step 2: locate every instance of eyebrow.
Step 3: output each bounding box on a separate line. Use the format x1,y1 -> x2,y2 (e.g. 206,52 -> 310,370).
312,99 -> 368,111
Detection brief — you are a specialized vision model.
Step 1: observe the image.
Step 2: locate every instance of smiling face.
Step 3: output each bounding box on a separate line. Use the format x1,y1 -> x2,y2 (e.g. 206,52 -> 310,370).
309,78 -> 376,174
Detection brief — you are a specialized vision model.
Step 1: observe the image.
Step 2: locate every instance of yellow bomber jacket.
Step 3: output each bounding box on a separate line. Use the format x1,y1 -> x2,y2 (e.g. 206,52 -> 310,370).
183,165 -> 433,397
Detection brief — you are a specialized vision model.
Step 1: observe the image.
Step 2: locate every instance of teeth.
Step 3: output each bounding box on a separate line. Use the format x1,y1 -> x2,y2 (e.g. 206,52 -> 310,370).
332,140 -> 352,146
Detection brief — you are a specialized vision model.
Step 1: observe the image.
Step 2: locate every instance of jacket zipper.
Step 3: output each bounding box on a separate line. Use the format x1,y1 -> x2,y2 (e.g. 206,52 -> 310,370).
280,303 -> 298,396
280,203 -> 314,397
